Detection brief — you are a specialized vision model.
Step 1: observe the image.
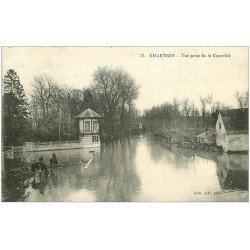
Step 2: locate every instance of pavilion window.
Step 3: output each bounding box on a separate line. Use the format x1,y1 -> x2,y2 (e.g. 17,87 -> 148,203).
92,135 -> 99,143
85,121 -> 91,133
93,121 -> 98,133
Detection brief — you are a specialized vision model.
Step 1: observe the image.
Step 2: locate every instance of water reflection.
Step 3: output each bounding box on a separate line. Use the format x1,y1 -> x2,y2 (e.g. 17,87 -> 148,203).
216,154 -> 248,190
23,135 -> 248,202
134,139 -> 221,201
50,171 -> 58,187
95,138 -> 141,201
30,176 -> 49,194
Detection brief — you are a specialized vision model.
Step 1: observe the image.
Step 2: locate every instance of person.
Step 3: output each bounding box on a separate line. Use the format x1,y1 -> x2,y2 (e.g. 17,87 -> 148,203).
31,162 -> 40,177
49,153 -> 58,176
29,156 -> 49,195
38,156 -> 49,178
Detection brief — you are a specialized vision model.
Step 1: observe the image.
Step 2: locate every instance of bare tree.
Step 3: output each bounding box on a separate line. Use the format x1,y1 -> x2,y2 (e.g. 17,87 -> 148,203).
234,90 -> 249,108
200,96 -> 208,130
244,91 -> 249,107
234,91 -> 244,108
30,74 -> 76,141
92,66 -> 139,136
182,98 -> 192,130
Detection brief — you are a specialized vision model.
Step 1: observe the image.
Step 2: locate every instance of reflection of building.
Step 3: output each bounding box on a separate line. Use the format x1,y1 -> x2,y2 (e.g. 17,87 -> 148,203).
132,122 -> 143,134
216,154 -> 248,190
215,108 -> 248,152
74,108 -> 102,148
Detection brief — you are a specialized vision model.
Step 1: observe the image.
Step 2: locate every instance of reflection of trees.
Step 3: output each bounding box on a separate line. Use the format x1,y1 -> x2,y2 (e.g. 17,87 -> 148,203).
96,138 -> 141,201
146,139 -> 166,164
147,139 -> 191,168
216,154 -> 248,190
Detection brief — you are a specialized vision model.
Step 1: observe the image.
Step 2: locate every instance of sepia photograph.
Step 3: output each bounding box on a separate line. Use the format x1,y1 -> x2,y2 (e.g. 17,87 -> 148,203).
1,46 -> 249,202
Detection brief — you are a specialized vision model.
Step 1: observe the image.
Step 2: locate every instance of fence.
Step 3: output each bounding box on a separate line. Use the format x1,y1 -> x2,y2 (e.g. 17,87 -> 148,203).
31,140 -> 80,146
3,140 -> 82,158
2,147 -> 14,159
24,140 -> 82,152
2,146 -> 23,159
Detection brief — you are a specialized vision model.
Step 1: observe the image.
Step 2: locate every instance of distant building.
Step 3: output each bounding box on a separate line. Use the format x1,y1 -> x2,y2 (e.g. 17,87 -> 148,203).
74,108 -> 102,148
131,122 -> 143,134
215,108 -> 248,152
197,130 -> 215,145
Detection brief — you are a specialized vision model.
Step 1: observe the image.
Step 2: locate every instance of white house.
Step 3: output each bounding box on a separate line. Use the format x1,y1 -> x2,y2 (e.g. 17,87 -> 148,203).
215,108 -> 248,152
74,108 -> 102,148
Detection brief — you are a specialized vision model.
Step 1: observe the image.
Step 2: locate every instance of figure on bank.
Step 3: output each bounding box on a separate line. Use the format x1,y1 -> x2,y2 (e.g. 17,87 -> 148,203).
50,153 -> 58,176
30,156 -> 49,194
31,156 -> 49,181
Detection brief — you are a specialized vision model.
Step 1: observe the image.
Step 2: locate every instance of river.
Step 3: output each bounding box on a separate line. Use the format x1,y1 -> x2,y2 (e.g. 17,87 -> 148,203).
23,135 -> 248,202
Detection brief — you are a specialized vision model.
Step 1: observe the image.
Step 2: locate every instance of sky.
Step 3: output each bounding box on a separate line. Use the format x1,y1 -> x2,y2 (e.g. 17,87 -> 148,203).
2,47 -> 248,112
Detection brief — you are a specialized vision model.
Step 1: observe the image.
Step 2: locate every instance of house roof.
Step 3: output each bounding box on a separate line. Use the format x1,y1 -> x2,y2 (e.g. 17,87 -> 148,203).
227,134 -> 248,151
74,108 -> 102,119
197,130 -> 215,139
220,108 -> 248,132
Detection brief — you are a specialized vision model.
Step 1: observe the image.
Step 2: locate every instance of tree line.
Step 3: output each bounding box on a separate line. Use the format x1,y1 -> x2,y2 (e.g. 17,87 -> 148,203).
2,67 -> 139,146
2,67 -> 248,146
143,92 -> 248,135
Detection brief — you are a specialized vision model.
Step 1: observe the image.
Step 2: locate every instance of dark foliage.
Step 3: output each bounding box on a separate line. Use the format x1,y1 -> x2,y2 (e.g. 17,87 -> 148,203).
2,69 -> 30,146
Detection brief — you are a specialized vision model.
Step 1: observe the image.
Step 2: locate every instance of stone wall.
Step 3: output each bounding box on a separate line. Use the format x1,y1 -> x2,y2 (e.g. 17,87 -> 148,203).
23,142 -> 83,152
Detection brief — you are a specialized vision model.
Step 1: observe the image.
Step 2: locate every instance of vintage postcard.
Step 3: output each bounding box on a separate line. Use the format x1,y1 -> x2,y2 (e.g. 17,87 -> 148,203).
1,46 -> 248,202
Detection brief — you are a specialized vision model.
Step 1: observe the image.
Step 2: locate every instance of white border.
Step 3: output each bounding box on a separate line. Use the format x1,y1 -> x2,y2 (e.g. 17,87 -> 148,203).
0,1 -> 249,250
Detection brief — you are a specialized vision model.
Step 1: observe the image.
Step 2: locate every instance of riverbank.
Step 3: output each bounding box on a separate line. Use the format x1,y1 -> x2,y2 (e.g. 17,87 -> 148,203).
2,158 -> 33,201
2,156 -> 87,202
152,133 -> 221,153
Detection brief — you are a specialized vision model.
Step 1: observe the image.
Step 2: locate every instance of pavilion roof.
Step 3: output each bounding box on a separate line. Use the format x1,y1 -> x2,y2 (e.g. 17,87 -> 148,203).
74,108 -> 102,119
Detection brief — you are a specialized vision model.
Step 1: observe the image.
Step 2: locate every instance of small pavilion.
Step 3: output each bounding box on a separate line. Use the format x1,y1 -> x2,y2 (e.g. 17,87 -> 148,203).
74,108 -> 102,148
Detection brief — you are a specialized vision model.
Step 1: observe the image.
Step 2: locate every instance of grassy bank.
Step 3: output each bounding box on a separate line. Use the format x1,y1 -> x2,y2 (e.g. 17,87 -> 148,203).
1,156 -> 87,202
151,129 -> 221,153
2,158 -> 33,202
